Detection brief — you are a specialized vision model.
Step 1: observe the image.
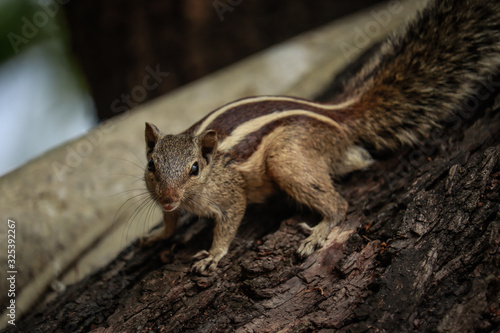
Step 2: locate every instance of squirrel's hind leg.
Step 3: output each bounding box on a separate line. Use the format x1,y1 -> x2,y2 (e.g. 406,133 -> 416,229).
266,147 -> 348,257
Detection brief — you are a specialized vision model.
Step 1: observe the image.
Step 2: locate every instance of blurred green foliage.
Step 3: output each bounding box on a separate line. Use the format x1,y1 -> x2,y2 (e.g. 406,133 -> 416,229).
2,0 -> 40,62
0,0 -> 70,62
0,0 -> 90,102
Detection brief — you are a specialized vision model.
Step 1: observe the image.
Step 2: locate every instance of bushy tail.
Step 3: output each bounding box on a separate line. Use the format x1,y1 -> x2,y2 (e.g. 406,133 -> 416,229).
341,0 -> 500,150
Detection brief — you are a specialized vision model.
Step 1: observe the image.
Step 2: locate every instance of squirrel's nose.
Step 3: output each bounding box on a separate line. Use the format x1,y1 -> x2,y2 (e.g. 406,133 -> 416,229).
160,188 -> 180,204
159,189 -> 180,212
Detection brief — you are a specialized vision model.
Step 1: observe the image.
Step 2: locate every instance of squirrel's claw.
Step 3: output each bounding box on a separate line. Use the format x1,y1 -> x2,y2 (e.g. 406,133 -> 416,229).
297,238 -> 322,258
192,250 -> 220,274
296,223 -> 330,258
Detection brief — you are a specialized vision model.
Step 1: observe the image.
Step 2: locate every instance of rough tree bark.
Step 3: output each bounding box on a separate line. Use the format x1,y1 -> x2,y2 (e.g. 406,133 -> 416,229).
4,68 -> 500,333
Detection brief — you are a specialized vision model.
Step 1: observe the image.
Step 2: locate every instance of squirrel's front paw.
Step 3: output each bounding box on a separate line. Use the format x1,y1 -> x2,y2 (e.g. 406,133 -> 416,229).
192,250 -> 221,274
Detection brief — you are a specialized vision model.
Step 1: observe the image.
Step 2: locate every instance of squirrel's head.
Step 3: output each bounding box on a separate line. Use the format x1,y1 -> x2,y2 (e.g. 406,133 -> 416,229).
144,122 -> 218,212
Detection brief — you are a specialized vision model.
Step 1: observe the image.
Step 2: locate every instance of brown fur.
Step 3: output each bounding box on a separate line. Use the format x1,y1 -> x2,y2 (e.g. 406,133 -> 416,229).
341,0 -> 500,150
143,0 -> 500,273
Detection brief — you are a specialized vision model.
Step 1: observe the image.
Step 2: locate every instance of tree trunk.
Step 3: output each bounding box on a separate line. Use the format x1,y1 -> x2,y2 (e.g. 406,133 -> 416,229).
4,68 -> 500,333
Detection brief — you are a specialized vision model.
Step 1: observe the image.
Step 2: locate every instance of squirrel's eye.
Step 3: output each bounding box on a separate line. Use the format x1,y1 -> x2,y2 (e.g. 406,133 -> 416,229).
147,158 -> 156,173
190,162 -> 199,176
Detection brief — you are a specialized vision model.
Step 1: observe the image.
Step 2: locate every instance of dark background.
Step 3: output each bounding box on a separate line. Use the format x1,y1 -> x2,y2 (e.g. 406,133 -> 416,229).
63,0 -> 383,120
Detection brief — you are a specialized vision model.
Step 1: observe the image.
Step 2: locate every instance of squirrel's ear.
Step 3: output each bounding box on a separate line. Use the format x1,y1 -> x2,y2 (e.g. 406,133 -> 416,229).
199,130 -> 218,163
145,122 -> 161,155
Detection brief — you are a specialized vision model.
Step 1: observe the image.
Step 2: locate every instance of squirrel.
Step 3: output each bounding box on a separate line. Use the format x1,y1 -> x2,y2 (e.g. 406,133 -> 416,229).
143,0 -> 500,273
